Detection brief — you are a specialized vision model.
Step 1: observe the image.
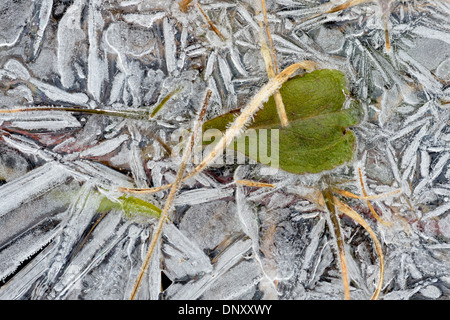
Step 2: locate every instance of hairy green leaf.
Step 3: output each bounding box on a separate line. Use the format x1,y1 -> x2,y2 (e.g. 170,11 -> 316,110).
202,69 -> 363,174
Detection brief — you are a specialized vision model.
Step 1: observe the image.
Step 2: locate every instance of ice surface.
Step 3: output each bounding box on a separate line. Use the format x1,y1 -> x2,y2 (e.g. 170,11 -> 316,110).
57,0 -> 86,89
1,0 -> 450,301
0,0 -> 33,48
0,111 -> 82,131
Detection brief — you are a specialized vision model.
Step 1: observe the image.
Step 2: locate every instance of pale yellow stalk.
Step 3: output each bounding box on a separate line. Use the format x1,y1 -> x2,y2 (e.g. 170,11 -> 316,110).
129,90 -> 211,300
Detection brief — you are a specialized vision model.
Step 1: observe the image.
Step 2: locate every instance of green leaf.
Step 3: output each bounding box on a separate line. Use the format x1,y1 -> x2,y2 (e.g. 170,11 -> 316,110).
202,69 -> 363,174
98,195 -> 162,219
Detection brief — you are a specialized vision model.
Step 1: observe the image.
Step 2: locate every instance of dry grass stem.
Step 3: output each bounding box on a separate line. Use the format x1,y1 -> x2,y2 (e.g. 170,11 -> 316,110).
358,168 -> 393,227
178,0 -> 193,13
129,90 -> 212,300
333,187 -> 402,201
334,197 -> 385,300
236,179 -> 274,188
196,3 -> 226,41
302,184 -> 385,300
258,0 -> 289,127
322,187 -> 351,300
327,0 -> 372,13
